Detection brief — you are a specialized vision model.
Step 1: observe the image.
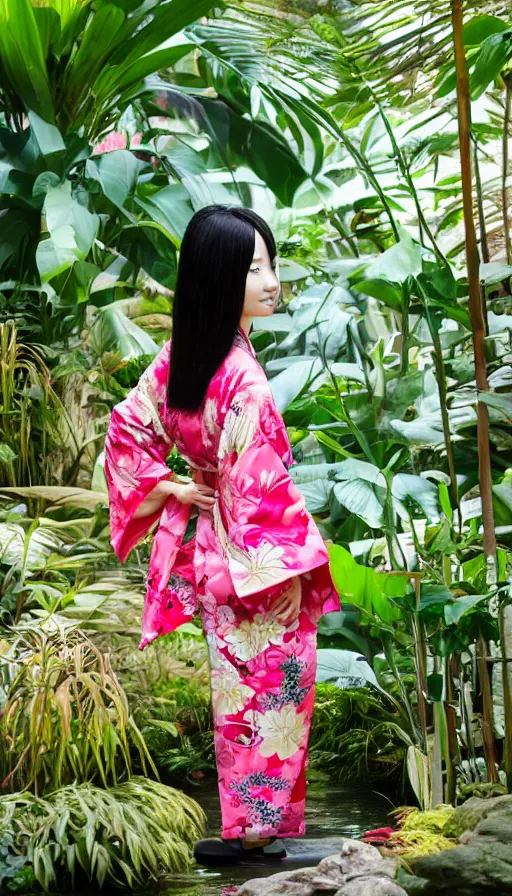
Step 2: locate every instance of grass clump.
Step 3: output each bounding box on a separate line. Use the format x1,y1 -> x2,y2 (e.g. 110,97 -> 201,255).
390,805 -> 459,861
0,778 -> 206,891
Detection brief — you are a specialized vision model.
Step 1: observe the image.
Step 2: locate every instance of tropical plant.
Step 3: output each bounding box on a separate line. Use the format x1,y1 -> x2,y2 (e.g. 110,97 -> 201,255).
0,778 -> 205,890
0,626 -> 156,794
309,684 -> 410,787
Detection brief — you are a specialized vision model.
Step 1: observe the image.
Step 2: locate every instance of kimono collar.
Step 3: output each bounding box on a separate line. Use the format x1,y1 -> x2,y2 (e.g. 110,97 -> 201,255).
234,325 -> 256,358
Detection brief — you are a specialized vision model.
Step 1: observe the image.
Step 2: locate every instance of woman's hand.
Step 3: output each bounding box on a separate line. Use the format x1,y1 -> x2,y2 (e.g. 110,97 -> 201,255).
272,577 -> 302,626
132,476 -> 215,519
175,480 -> 216,512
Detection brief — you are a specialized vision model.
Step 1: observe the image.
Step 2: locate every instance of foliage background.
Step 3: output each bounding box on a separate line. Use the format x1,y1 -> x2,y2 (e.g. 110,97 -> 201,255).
1,0 -> 512,889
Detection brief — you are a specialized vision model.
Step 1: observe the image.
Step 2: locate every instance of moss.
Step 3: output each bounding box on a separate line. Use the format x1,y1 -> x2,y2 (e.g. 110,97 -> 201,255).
443,795 -> 512,839
400,805 -> 457,833
392,830 -> 459,861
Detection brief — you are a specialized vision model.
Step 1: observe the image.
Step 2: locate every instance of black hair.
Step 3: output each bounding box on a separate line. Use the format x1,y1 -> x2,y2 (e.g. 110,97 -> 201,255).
166,205 -> 276,412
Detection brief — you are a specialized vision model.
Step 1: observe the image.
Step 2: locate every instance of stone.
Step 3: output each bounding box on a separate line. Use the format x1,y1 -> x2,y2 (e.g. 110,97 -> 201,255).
468,807 -> 512,844
235,840 -> 405,896
235,867 -> 319,896
336,876 -> 408,896
315,841 -> 396,884
400,794 -> 512,894
443,794 -> 512,838
412,838 -> 512,892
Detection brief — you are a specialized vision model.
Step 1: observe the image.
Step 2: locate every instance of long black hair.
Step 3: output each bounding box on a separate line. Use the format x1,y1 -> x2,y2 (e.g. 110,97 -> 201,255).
166,205 -> 276,412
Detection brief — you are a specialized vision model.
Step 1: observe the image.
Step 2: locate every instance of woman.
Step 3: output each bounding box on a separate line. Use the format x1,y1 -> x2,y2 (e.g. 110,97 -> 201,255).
104,206 -> 340,866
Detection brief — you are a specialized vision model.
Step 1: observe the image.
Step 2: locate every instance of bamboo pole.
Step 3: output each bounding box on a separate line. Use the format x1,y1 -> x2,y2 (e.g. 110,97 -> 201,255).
450,0 -> 496,571
503,83 -> 511,265
476,638 -> 499,784
451,0 -> 500,786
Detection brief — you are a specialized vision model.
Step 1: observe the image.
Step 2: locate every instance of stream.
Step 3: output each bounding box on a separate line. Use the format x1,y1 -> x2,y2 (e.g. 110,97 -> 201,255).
146,779 -> 393,896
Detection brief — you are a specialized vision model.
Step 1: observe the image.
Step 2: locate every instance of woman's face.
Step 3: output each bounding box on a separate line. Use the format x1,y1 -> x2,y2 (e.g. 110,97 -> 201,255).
240,230 -> 280,327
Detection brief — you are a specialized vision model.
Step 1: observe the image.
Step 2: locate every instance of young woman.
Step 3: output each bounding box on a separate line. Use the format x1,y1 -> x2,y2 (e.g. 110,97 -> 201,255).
104,206 -> 340,866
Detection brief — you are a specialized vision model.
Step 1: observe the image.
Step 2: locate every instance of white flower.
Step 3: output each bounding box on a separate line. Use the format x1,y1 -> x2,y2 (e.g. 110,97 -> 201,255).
211,667 -> 255,717
218,391 -> 259,460
251,705 -> 308,760
203,398 -> 218,436
228,541 -> 288,593
132,378 -> 171,442
224,613 -> 286,661
260,469 -> 280,490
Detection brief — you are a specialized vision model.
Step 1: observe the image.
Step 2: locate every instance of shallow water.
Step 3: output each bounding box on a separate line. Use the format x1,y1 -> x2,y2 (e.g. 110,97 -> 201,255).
146,779 -> 393,896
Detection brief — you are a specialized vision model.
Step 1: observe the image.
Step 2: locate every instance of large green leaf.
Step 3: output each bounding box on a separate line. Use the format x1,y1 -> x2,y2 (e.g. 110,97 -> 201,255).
290,461 -> 347,512
0,486 -> 107,510
269,358 -> 323,412
478,390 -> 512,421
0,0 -> 54,122
28,111 -> 66,158
62,3 -> 126,108
331,458 -> 386,529
36,181 -> 99,282
86,150 -> 140,210
117,224 -> 177,289
392,473 -> 440,523
108,0 -> 217,70
470,31 -> 512,99
133,184 -> 194,243
94,43 -> 193,105
365,227 -> 423,283
228,112 -> 310,207
94,306 -> 159,360
444,593 -> 489,627
463,14 -> 509,46
327,543 -> 403,623
352,277 -> 402,310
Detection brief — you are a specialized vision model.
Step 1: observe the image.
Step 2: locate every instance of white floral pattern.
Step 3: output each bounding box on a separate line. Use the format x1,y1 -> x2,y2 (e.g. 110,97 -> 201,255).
211,666 -> 256,717
251,705 -> 308,760
224,613 -> 286,661
218,390 -> 260,461
228,541 -> 288,593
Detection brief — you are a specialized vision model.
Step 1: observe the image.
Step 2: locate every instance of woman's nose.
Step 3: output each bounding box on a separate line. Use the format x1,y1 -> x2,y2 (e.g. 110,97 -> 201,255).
265,271 -> 279,291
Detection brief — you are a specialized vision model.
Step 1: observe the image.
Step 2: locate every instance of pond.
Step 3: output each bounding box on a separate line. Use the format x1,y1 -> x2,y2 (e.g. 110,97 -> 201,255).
145,779 -> 393,896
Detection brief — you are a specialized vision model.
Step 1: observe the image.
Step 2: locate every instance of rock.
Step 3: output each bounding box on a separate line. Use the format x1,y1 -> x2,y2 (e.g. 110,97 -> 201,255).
443,794 -> 512,838
411,838 -> 512,893
336,877 -> 408,896
468,807 -> 512,844
235,867 -> 319,896
315,841 -> 396,882
400,794 -> 512,893
236,840 -> 406,896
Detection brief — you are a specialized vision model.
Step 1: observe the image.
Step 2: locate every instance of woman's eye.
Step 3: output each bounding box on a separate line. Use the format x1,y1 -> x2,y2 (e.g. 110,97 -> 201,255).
250,267 -> 260,273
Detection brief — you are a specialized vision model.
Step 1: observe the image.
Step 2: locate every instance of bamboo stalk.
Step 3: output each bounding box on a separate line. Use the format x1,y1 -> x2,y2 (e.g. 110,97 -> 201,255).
476,637 -> 499,784
452,0 -> 500,787
499,603 -> 512,792
413,575 -> 428,753
503,83 -> 512,264
451,0 -> 497,571
472,138 -> 489,264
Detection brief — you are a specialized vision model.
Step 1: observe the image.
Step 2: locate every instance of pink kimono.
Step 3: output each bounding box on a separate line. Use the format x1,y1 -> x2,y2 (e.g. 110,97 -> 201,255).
104,326 -> 340,840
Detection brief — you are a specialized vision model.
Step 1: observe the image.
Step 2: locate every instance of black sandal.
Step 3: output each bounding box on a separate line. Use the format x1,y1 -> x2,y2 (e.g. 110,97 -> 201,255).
193,836 -> 287,866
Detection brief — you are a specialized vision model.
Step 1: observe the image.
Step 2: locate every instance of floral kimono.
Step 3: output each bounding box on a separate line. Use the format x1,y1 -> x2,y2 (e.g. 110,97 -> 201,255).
104,326 -> 340,841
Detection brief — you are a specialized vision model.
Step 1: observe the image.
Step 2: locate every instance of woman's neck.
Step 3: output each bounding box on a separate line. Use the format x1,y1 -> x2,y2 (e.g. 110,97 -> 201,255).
238,316 -> 252,338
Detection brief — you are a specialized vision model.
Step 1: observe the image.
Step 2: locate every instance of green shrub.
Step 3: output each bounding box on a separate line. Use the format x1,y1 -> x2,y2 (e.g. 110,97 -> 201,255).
310,684 -> 408,785
0,778 -> 205,891
0,627 -> 155,795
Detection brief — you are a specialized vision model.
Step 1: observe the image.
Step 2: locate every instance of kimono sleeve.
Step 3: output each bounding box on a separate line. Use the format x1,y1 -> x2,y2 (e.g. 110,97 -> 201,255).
104,342 -> 174,562
215,382 -> 331,600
